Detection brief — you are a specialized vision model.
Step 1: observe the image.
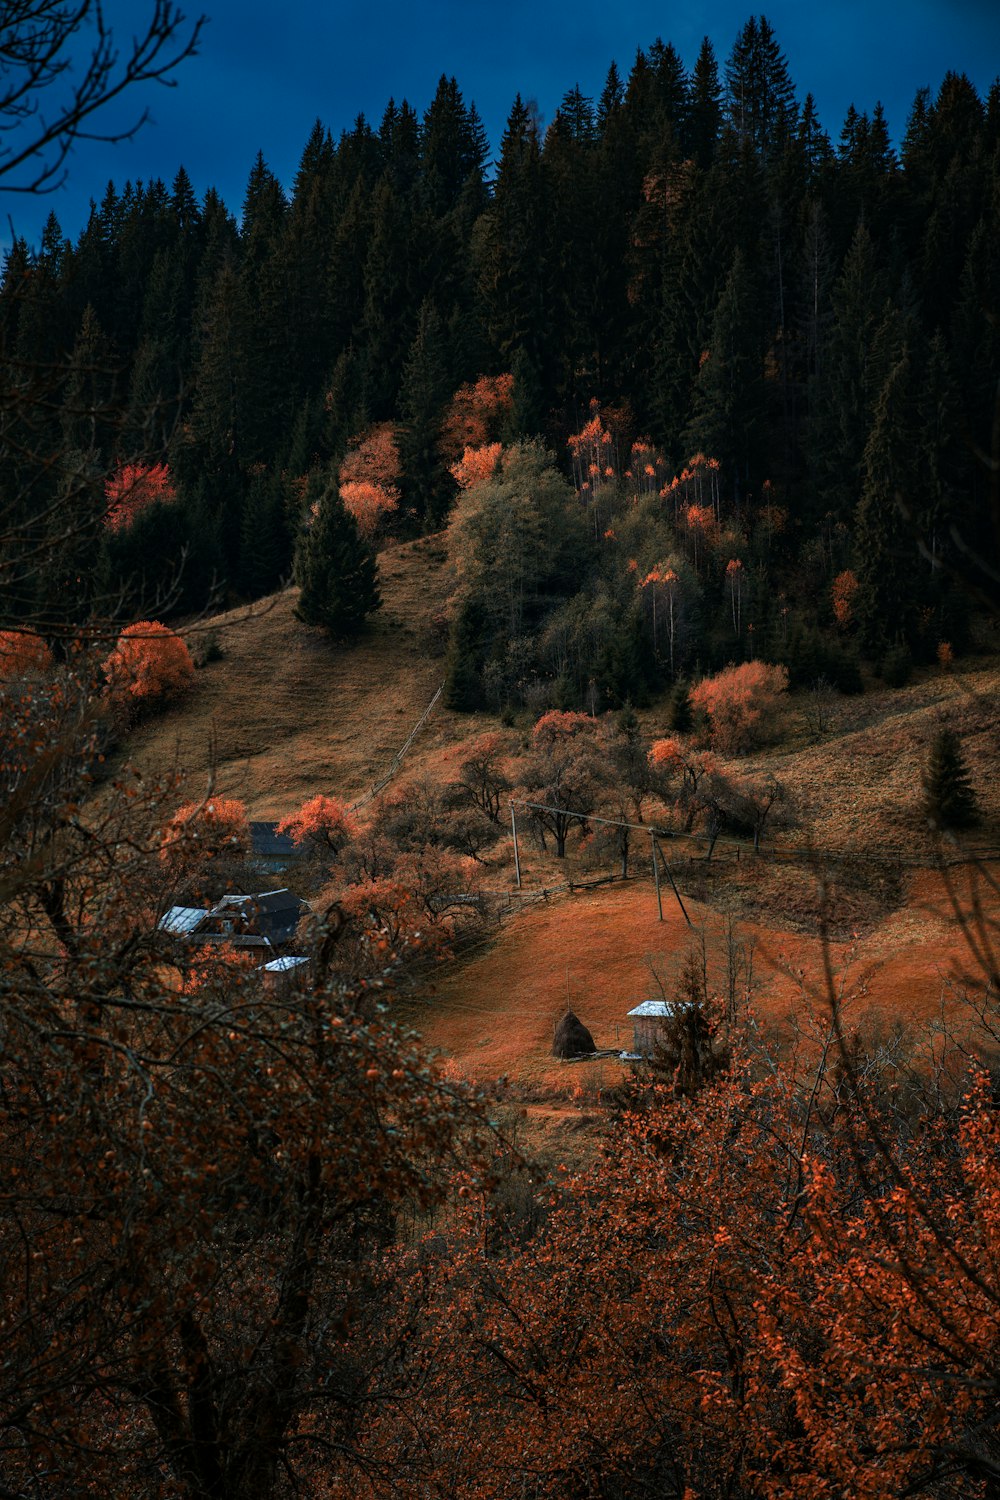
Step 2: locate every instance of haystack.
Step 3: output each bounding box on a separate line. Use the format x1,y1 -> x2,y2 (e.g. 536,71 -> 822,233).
552,1009 -> 596,1059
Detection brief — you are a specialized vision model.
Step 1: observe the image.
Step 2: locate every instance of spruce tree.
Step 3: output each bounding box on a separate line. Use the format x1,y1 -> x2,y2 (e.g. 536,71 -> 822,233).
397,300 -> 454,528
923,727 -> 979,831
293,472 -> 380,638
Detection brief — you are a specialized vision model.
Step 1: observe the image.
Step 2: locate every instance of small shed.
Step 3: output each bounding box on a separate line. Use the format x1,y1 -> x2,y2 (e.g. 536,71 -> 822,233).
262,954 -> 313,995
627,999 -> 691,1058
552,1009 -> 596,1059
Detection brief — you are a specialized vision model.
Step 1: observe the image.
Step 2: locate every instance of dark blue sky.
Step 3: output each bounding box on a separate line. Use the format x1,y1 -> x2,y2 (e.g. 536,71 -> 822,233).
4,0 -> 1000,249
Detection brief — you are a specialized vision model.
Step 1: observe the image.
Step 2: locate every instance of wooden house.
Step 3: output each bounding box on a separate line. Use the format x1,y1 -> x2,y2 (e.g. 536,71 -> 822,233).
626,999 -> 688,1057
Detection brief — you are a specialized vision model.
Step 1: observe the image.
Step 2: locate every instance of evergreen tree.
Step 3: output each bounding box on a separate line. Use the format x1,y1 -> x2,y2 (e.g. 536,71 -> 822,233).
239,467 -> 293,599
923,726 -> 979,830
473,96 -> 548,371
293,471 -> 380,638
684,249 -> 766,501
854,347 -> 922,650
686,37 -> 722,167
398,300 -> 454,528
724,16 -> 797,162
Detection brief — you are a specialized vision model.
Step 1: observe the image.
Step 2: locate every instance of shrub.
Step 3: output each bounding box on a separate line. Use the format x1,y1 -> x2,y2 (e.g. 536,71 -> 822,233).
881,642 -> 912,688
0,629 -> 53,681
102,622 -> 195,710
689,661 -> 788,754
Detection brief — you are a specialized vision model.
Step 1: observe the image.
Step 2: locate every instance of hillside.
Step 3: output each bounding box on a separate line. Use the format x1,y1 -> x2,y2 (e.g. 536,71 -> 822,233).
126,535 -> 495,812
123,538 -> 1000,1095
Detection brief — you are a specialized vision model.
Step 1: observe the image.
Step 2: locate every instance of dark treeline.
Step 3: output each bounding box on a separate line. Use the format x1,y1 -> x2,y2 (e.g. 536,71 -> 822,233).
2,16 -> 998,694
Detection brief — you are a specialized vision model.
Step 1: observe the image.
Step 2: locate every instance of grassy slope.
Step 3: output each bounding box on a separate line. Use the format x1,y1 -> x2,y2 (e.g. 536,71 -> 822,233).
126,537 -> 1000,1088
127,536 -> 495,813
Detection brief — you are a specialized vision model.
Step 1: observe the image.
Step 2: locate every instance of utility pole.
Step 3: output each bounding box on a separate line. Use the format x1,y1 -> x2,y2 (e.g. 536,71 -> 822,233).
510,800 -> 521,889
650,829 -> 664,922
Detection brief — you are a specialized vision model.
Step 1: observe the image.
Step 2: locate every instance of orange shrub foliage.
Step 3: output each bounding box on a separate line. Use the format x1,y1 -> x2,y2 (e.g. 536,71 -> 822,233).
531,709 -> 596,746
102,622 -> 195,707
690,661 -> 789,754
162,797 -> 250,862
339,480 -> 398,538
831,569 -> 859,628
649,736 -> 684,769
338,424 -> 401,537
440,373 -> 513,459
450,442 -> 502,491
339,423 -> 400,490
937,640 -> 954,669
0,629 -> 53,681
104,462 -> 177,532
276,795 -> 359,854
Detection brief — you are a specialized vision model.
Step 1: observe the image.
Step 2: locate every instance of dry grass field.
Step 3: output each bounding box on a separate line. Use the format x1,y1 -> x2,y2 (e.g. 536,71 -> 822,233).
123,535 -> 1000,1094
127,535 -> 496,812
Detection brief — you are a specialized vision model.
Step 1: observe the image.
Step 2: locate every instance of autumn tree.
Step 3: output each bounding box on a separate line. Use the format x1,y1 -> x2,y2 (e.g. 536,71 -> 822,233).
103,461 -> 177,532
101,620 -> 195,713
689,660 -> 789,754
338,422 -> 400,538
519,710 -> 611,858
276,793 -> 359,858
160,794 -> 253,902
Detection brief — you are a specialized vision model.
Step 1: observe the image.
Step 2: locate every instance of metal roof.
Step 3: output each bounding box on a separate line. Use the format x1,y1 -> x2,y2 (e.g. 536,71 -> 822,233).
249,821 -> 298,857
627,999 -> 694,1018
264,955 -> 310,973
159,906 -> 208,936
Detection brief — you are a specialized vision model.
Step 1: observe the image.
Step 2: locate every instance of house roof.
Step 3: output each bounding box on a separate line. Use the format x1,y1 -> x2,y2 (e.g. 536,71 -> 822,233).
264,955 -> 310,973
213,890 -> 304,943
627,999 -> 694,1018
249,821 -> 298,858
159,906 -> 209,936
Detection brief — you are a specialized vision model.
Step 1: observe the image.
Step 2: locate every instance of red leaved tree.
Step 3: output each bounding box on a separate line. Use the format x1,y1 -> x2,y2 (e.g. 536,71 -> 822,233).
450,442 -> 503,492
338,423 -> 401,538
101,621 -> 194,711
440,373 -> 513,460
832,568 -> 859,628
690,661 -> 788,754
276,794 -> 359,857
104,462 -> 177,532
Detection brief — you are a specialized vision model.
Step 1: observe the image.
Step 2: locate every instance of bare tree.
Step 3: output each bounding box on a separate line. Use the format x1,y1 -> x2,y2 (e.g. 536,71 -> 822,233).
0,2 -> 204,198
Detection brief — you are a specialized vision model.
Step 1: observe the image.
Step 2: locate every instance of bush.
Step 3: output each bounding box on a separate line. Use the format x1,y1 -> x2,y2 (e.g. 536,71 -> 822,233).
880,642 -> 913,688
689,661 -> 789,755
0,629 -> 53,682
102,622 -> 195,711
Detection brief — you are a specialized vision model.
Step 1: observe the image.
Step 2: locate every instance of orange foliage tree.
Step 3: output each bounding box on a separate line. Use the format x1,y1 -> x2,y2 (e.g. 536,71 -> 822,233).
663,452 -> 722,524
440,373 -> 513,460
450,441 -> 503,492
832,568 -> 859,628
162,796 -> 250,862
104,462 -> 177,532
276,794 -> 359,856
690,661 -> 789,754
0,629 -> 53,681
101,621 -> 194,710
338,423 -> 400,538
357,1048 -> 1000,1500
